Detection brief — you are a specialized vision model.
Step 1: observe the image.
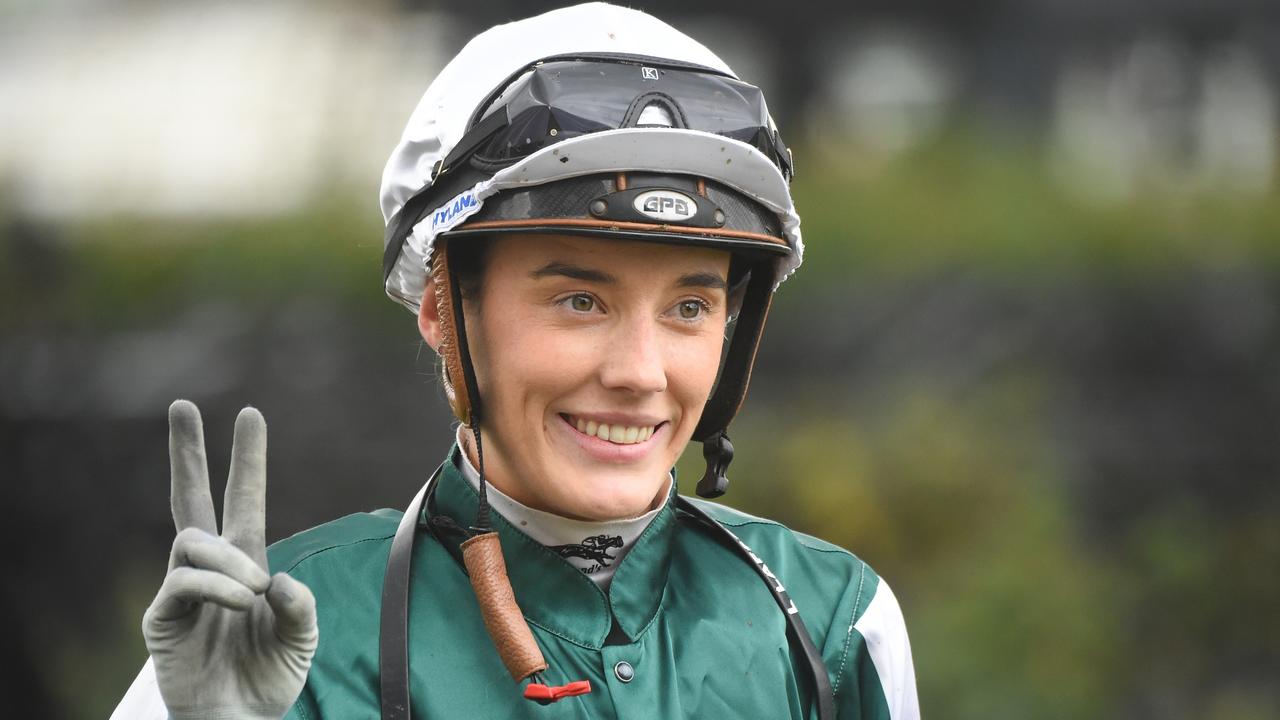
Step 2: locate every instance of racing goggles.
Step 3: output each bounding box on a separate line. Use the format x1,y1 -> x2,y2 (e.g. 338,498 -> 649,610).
434,57 -> 793,183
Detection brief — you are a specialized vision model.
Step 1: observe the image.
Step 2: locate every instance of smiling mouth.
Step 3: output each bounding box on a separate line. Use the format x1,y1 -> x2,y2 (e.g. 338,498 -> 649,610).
561,414 -> 661,445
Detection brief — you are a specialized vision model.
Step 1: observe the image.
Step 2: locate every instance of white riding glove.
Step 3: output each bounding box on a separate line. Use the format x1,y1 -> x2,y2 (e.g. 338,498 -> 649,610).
142,401 -> 318,720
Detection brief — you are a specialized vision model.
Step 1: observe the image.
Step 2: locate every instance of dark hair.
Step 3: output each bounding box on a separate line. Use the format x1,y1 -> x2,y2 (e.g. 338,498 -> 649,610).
446,236 -> 494,304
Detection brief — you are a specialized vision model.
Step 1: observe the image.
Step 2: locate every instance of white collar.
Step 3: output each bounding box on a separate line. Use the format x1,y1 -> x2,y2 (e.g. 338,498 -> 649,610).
453,426 -> 670,591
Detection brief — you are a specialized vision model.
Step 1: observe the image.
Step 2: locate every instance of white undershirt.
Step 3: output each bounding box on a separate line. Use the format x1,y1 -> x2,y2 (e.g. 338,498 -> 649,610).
454,426 -> 670,590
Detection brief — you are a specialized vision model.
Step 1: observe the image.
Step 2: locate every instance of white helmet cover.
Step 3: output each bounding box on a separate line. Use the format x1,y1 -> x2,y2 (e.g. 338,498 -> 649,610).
379,1 -> 803,313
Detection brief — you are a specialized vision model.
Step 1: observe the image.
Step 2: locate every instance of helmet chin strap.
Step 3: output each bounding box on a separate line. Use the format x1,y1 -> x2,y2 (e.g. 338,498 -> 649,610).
436,243 -> 594,701
697,431 -> 734,497
692,253 -> 776,497
468,422 -> 493,533
438,243 -> 492,532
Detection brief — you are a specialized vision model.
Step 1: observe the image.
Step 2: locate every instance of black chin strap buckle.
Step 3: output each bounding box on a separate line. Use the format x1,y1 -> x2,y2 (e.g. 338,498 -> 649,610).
697,431 -> 733,498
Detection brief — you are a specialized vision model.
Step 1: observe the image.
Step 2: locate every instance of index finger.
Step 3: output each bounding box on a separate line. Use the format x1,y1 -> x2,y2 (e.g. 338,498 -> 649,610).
222,406 -> 268,568
168,399 -> 217,534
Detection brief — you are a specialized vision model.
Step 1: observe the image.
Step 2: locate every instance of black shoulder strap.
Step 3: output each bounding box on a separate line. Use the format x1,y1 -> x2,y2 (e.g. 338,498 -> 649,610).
676,497 -> 837,720
379,464 -> 444,720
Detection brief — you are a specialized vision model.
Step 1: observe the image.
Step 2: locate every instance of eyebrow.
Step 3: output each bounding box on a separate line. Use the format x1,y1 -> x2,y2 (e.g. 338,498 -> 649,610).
676,272 -> 728,290
529,261 -> 727,290
530,262 -> 617,284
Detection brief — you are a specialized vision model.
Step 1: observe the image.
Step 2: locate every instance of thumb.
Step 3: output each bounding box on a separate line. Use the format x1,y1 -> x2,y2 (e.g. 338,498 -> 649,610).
266,572 -> 318,649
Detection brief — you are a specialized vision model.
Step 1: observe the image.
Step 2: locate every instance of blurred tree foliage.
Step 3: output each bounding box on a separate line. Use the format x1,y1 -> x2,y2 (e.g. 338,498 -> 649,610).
5,130 -> 1278,719
683,380 -> 1128,718
795,130 -> 1280,281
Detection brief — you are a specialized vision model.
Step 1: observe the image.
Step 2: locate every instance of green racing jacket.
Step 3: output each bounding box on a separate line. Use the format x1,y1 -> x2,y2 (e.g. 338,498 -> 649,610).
113,444 -> 919,719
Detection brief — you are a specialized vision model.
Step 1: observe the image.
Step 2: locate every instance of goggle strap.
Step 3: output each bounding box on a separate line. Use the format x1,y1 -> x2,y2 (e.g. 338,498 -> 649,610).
437,108 -> 511,181
380,109 -> 514,287
384,107 -> 540,287
382,187 -> 437,284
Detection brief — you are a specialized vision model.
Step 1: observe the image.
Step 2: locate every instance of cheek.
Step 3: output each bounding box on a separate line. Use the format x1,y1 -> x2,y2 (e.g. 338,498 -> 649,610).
668,331 -> 726,409
480,307 -> 724,422
479,312 -> 593,413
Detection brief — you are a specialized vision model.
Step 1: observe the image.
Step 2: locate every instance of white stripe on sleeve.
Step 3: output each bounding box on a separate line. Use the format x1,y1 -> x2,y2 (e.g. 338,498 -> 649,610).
854,580 -> 920,720
110,658 -> 168,720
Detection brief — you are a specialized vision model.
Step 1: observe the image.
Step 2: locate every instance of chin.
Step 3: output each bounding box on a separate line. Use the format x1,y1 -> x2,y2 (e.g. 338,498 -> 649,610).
553,465 -> 668,521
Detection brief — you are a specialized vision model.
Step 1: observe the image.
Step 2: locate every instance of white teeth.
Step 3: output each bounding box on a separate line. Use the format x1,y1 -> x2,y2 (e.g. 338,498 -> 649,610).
570,416 -> 657,445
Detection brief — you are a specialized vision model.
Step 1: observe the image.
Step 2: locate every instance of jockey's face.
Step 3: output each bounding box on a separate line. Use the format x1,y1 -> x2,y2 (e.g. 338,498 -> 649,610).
419,233 -> 730,521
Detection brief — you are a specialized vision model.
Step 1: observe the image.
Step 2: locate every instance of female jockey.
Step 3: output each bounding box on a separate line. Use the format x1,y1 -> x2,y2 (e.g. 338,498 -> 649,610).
113,4 -> 919,718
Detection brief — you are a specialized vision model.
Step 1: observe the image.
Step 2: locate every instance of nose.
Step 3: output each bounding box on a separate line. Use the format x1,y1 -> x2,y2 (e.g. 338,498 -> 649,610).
599,316 -> 668,395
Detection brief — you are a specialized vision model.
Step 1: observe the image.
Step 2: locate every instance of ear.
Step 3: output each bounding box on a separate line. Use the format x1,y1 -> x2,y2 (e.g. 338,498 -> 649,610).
417,278 -> 442,351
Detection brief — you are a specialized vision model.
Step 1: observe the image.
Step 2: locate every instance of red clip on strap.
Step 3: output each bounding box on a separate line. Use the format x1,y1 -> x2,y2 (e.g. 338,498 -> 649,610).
524,680 -> 592,703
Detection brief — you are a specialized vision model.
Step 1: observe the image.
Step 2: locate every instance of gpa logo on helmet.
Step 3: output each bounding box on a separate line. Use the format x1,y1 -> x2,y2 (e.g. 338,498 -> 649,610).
634,189 -> 694,222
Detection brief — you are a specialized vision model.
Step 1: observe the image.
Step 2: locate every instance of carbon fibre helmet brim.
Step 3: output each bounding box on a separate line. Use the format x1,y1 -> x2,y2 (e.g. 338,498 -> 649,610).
445,225 -> 788,256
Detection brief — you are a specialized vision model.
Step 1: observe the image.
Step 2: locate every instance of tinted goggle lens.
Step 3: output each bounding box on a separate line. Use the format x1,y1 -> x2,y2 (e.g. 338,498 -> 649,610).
469,61 -> 789,175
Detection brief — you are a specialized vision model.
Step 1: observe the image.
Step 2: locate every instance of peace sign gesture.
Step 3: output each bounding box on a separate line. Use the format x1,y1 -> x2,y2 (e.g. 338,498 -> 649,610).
142,401 -> 317,720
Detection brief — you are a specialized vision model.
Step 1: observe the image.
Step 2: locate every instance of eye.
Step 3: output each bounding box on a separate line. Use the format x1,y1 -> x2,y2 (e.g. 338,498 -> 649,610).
676,299 -> 708,320
567,293 -> 596,313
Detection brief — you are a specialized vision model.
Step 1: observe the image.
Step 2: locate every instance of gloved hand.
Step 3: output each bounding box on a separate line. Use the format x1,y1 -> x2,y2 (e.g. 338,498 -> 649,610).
142,400 -> 318,720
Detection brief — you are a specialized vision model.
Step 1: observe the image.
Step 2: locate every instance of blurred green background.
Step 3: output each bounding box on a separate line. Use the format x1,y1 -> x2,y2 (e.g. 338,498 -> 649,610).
2,1 -> 1278,718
